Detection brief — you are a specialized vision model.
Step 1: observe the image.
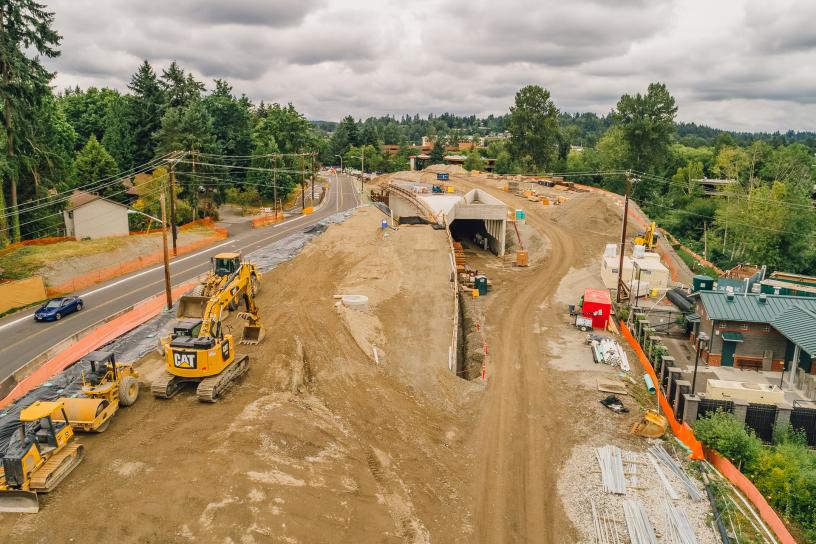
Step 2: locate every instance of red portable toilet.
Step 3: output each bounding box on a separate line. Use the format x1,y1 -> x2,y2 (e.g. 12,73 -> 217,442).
582,288 -> 611,329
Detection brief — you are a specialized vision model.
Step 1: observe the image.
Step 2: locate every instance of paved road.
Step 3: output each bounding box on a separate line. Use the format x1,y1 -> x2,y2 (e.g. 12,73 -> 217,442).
0,174 -> 362,382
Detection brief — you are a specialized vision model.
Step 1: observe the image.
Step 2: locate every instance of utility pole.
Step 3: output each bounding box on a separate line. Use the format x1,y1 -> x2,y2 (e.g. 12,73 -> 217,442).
703,221 -> 708,261
273,154 -> 278,218
168,154 -> 179,255
616,171 -> 632,303
159,191 -> 173,310
300,154 -> 306,211
360,146 -> 365,193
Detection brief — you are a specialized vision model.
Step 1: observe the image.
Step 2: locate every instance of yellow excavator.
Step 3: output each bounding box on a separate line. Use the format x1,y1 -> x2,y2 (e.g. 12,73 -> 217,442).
0,401 -> 85,513
60,351 -> 140,433
634,222 -> 659,250
152,285 -> 265,402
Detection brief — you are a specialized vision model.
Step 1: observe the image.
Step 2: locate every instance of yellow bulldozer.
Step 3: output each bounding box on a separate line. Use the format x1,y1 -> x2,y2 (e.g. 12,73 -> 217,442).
0,401 -> 85,513
152,282 -> 265,402
60,350 -> 140,433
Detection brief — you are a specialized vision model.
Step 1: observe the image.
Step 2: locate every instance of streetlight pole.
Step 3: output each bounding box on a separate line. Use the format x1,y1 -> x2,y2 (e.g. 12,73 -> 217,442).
335,154 -> 343,173
691,333 -> 709,395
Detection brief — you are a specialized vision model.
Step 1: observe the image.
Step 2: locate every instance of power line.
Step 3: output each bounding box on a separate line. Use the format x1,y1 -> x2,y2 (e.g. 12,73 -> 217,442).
2,154 -> 174,219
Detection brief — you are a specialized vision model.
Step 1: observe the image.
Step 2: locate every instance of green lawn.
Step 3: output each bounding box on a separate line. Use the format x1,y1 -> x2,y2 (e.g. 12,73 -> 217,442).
674,245 -> 720,278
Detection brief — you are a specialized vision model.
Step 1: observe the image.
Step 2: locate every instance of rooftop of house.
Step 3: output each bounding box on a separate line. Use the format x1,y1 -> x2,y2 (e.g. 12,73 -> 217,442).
66,190 -> 129,211
698,290 -> 816,324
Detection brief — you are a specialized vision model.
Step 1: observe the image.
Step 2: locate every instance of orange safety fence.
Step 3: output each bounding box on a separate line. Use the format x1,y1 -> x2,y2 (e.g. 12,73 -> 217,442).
46,230 -> 228,296
705,448 -> 797,544
251,213 -> 284,229
619,320 -> 705,460
0,279 -> 199,410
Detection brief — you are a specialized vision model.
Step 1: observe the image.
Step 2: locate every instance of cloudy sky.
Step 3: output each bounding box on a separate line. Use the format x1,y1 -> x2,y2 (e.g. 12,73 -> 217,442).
45,0 -> 816,132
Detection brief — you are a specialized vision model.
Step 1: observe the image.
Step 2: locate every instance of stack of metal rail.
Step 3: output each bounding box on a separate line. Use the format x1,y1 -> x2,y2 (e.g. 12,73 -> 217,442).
595,445 -> 627,495
623,500 -> 659,544
648,444 -> 704,501
663,499 -> 698,544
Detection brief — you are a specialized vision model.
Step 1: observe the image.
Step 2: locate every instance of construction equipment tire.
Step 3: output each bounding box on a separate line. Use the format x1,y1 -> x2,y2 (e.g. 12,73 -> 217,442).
119,376 -> 139,407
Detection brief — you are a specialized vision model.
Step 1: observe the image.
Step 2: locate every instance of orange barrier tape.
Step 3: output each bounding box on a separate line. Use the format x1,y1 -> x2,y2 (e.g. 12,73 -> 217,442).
619,320 -> 705,460
0,279 -> 199,409
705,448 -> 797,544
46,230 -> 227,296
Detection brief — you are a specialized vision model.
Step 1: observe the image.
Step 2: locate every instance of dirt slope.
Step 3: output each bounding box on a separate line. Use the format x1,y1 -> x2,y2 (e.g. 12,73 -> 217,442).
0,207 -> 477,543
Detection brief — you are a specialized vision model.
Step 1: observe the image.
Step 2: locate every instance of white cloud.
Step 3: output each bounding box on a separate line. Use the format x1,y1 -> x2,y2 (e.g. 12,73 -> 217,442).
44,0 -> 816,131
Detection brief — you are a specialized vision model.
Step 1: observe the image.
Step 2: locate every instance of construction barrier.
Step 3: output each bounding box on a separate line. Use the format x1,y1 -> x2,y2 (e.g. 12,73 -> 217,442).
0,276 -> 47,314
619,320 -> 705,460
47,228 -> 227,295
0,279 -> 199,409
251,212 -> 284,229
705,448 -> 797,544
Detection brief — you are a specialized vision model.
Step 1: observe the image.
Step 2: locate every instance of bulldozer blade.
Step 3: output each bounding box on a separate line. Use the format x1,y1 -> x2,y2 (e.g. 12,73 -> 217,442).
240,325 -> 265,345
0,490 -> 40,513
176,295 -> 211,319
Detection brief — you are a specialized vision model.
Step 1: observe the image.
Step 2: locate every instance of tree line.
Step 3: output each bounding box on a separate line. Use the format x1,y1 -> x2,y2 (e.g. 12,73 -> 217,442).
0,1 -> 321,244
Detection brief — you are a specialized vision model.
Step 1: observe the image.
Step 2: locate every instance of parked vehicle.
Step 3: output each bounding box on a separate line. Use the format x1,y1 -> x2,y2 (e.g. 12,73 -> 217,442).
34,296 -> 83,321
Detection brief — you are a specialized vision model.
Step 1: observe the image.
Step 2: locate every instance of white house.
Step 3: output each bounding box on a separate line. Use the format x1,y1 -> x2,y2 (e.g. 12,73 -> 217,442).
64,191 -> 130,240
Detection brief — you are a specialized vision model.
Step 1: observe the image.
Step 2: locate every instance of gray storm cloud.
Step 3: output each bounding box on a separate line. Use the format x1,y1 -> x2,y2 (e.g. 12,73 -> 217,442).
43,0 -> 816,132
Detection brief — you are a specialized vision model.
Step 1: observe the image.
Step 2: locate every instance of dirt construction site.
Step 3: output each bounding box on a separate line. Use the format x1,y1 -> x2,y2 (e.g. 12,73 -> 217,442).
0,171 -> 723,543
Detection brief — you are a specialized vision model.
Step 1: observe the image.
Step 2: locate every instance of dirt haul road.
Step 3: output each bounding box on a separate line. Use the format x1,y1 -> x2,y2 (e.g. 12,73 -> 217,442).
1,181 -> 632,543
401,170 -> 636,543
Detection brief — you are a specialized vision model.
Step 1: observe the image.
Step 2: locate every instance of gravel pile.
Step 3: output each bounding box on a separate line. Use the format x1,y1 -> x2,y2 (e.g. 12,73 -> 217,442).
558,442 -> 719,544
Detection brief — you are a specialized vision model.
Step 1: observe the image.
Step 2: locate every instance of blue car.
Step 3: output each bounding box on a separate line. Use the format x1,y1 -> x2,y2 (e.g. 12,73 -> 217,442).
34,296 -> 84,321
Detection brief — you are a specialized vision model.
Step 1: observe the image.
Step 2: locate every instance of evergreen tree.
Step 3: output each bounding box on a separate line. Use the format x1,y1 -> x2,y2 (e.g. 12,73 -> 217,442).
160,61 -> 204,109
101,95 -> 136,172
203,79 -> 252,158
330,115 -> 360,157
247,117 -> 283,202
429,139 -> 445,164
128,61 -> 165,165
74,135 -> 119,199
0,0 -> 61,243
507,85 -> 560,172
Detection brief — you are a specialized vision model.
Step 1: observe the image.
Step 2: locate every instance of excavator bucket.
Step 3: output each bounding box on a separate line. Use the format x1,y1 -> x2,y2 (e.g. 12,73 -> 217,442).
240,324 -> 265,345
631,409 -> 668,438
177,296 -> 211,319
0,490 -> 40,513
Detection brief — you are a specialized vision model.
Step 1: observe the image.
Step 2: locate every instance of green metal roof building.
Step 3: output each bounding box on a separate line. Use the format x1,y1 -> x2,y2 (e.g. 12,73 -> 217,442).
693,291 -> 816,376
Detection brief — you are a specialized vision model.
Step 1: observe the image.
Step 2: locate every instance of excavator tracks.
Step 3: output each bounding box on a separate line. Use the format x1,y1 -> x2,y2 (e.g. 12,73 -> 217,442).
151,372 -> 186,399
29,443 -> 85,492
195,355 -> 249,402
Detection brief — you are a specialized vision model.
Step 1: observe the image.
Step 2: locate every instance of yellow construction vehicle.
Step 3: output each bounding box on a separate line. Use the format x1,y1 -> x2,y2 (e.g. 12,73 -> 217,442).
183,252 -> 261,314
152,286 -> 265,402
60,351 -> 140,433
634,222 -> 659,250
0,401 -> 85,513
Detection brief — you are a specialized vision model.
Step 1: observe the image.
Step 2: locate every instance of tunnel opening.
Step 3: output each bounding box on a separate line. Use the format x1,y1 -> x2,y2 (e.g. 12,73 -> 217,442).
449,219 -> 494,253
